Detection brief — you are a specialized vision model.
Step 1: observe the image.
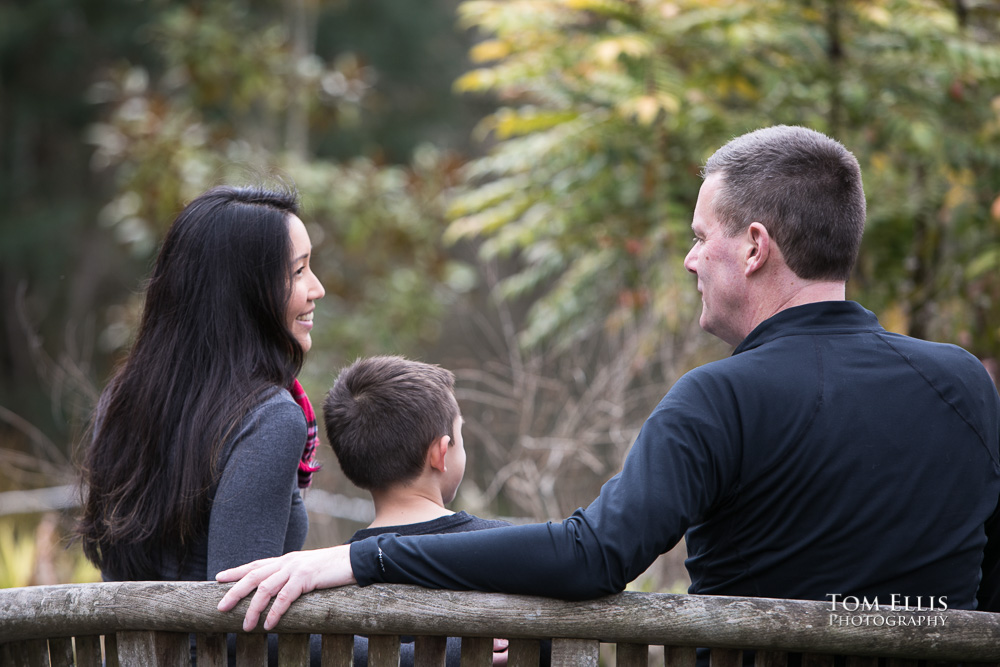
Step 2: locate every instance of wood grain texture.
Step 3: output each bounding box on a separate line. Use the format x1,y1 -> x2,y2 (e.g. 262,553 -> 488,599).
116,630 -> 187,667
551,638 -> 599,667
73,635 -> 103,667
234,632 -> 266,666
278,633 -> 310,666
104,633 -> 119,667
508,638 -> 541,667
48,636 -> 74,667
195,632 -> 226,667
414,634 -> 447,667
459,635 -> 493,666
616,642 -> 648,667
368,634 -> 400,667
6,638 -> 48,667
666,644 -> 698,667
711,648 -> 743,667
320,633 -> 354,667
3,583 -> 1000,662
755,649 -> 788,667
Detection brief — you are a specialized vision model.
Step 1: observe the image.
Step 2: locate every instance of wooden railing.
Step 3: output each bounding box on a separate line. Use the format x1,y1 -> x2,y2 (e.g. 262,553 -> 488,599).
2,582 -> 1000,666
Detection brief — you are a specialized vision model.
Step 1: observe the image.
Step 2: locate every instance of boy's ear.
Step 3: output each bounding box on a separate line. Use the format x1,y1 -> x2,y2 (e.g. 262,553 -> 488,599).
427,435 -> 451,473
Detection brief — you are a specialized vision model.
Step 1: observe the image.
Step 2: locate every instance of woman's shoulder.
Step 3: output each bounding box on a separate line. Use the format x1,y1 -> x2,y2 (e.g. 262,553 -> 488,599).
219,387 -> 306,461
249,387 -> 306,433
253,386 -> 299,413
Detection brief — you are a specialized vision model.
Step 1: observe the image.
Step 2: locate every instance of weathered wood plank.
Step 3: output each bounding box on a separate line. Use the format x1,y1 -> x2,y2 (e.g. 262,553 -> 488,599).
6,639 -> 49,667
617,642 -> 649,667
4,583 -> 1000,663
801,653 -> 835,667
48,637 -> 74,667
844,656 -> 878,667
666,644 -> 698,667
196,633 -> 226,667
414,634 -> 447,667
278,633 -> 310,666
460,636 -> 493,666
320,634 -> 354,667
104,633 -> 119,667
755,649 -> 788,667
368,635 -> 400,667
507,638 -> 541,667
711,648 -> 743,667
73,635 -> 103,667
551,638 -> 599,667
116,631 -> 187,667
235,633 -> 267,666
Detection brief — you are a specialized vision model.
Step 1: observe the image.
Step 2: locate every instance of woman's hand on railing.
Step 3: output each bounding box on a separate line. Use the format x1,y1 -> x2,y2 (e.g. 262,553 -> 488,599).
215,544 -> 355,631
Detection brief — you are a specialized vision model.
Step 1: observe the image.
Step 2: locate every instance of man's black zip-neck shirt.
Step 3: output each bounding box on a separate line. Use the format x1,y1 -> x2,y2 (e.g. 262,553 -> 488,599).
352,302 -> 1000,610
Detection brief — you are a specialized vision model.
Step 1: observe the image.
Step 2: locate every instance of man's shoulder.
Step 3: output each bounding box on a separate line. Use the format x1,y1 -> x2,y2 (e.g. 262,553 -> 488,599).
884,333 -> 998,402
879,329 -> 977,359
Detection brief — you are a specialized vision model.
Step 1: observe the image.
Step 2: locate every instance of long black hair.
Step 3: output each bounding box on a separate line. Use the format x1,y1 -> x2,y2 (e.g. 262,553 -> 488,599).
77,185 -> 305,580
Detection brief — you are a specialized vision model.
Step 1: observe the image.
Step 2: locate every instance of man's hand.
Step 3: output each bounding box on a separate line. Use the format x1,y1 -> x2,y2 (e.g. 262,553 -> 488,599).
215,545 -> 355,631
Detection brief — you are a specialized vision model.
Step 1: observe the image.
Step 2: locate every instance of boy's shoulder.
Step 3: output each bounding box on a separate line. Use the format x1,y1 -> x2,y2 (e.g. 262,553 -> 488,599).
347,511 -> 511,543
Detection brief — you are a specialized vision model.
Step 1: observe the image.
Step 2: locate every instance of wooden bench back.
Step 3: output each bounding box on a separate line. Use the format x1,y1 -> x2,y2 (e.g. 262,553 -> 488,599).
2,582 -> 999,666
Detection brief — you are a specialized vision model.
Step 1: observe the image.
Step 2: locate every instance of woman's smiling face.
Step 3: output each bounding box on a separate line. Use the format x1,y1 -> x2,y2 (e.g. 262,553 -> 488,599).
285,214 -> 325,352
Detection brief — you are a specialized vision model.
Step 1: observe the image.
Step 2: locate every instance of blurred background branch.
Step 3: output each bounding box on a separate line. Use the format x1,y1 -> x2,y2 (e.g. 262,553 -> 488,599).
2,0 -> 998,594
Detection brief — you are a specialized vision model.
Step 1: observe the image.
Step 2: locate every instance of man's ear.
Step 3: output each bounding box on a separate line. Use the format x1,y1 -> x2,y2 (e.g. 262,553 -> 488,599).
744,222 -> 771,276
427,435 -> 451,473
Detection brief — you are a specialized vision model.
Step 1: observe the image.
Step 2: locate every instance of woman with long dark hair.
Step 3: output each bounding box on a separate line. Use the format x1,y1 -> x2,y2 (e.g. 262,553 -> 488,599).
77,184 -> 325,582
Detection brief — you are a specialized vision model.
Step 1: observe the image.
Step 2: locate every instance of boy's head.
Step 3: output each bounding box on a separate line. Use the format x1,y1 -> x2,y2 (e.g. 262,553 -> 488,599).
323,355 -> 464,499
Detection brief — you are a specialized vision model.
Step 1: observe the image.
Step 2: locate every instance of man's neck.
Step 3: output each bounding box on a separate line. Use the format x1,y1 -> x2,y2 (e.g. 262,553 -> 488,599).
367,486 -> 454,529
745,279 -> 846,339
771,280 -> 846,313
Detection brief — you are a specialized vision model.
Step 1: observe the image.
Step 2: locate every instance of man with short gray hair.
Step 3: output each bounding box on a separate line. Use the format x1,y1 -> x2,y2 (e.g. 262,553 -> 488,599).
218,126 -> 1000,631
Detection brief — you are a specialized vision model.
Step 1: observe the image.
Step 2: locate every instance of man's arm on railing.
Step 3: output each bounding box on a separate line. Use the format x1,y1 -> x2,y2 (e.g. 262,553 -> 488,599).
217,399 -> 706,631
217,544 -> 355,631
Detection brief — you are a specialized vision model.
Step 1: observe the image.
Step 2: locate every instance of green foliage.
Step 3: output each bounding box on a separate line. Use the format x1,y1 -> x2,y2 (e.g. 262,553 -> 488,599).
83,1 -> 466,366
292,147 -> 474,364
449,1 -> 712,351
0,520 -> 36,589
448,0 -> 1000,359
0,516 -> 100,588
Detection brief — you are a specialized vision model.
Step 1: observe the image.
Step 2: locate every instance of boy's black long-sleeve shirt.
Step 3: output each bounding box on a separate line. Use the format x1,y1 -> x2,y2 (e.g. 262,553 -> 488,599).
351,302 -> 1000,610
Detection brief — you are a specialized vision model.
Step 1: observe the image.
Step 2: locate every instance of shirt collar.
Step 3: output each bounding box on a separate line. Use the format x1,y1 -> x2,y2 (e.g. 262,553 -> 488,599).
733,301 -> 882,355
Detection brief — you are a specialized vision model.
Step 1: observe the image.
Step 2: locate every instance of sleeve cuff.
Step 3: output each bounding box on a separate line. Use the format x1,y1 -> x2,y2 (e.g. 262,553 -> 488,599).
349,538 -> 384,586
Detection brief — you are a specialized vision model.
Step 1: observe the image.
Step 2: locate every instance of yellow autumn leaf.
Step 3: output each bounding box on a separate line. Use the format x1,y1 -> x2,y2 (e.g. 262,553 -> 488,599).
470,40 -> 511,64
591,35 -> 653,65
454,68 -> 497,93
617,93 -> 679,125
859,5 -> 891,27
564,0 -> 633,15
870,152 -> 890,173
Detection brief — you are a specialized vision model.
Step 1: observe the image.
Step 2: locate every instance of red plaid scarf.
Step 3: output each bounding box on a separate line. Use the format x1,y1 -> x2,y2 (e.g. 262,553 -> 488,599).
289,378 -> 321,488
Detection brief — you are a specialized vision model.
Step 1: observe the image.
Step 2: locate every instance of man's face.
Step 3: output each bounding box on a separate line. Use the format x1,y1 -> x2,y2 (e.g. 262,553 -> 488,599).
683,174 -> 749,346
